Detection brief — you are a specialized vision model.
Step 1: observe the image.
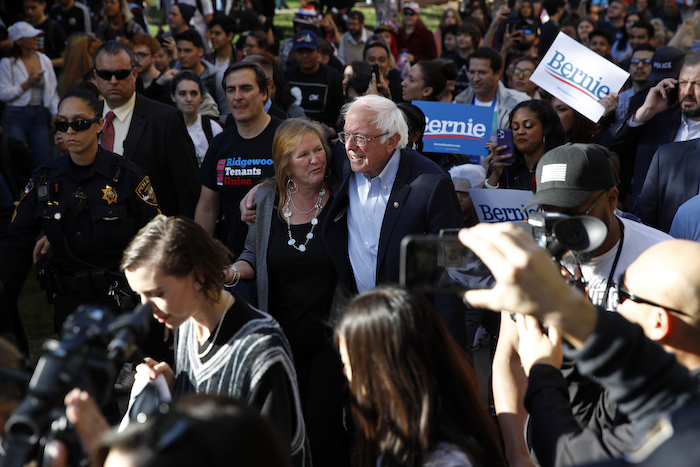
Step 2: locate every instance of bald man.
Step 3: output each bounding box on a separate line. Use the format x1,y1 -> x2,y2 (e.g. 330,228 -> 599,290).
460,224 -> 700,466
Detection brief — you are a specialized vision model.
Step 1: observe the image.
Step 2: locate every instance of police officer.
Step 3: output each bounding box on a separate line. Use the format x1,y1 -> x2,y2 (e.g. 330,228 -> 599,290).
0,86 -> 160,332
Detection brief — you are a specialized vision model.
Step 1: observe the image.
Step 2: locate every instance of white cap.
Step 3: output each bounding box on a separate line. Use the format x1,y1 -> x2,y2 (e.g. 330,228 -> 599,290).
449,164 -> 486,189
9,21 -> 43,44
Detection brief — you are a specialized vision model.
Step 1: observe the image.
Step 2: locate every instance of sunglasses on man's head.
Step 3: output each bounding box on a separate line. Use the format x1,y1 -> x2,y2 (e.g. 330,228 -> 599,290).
55,117 -> 101,132
94,68 -> 133,80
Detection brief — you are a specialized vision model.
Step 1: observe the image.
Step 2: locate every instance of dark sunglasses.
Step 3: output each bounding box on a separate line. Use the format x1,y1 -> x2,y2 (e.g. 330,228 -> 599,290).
616,271 -> 690,316
403,9 -> 416,16
630,58 -> 652,65
513,68 -> 533,78
94,68 -> 133,80
55,116 -> 101,132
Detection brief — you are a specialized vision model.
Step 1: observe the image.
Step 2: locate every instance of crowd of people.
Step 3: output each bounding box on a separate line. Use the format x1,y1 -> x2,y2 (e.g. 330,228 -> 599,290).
1,0 -> 700,465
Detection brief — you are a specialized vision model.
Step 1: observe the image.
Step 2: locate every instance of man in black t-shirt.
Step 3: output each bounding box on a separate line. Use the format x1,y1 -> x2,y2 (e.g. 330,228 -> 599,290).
284,29 -> 343,129
195,62 -> 280,258
23,0 -> 66,69
48,0 -> 92,38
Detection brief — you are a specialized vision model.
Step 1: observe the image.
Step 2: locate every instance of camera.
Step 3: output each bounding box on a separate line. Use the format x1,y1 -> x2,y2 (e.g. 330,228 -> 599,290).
1,303 -> 152,467
399,214 -> 608,293
525,212 -> 607,260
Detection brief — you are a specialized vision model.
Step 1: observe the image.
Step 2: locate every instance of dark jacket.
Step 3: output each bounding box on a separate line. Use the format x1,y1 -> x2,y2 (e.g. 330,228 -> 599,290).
634,139 -> 700,233
601,106 -> 680,208
122,94 -> 200,217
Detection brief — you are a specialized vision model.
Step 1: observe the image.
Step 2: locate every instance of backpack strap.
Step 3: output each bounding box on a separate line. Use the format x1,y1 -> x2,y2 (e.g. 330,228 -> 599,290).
201,115 -> 215,143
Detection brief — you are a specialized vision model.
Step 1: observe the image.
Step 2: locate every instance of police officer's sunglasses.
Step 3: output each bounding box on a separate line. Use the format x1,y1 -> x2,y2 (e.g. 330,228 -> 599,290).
55,117 -> 102,132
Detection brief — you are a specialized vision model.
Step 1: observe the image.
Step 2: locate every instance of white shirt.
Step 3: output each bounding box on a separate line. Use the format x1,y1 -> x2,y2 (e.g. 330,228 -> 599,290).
576,216 -> 671,311
102,92 -> 136,156
347,149 -> 401,292
211,56 -> 231,118
188,114 -> 223,165
675,114 -> 700,142
0,52 -> 59,114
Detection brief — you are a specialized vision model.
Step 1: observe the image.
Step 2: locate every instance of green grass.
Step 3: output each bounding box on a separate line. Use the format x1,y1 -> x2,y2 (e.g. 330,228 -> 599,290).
18,265 -> 58,364
146,0 -> 453,39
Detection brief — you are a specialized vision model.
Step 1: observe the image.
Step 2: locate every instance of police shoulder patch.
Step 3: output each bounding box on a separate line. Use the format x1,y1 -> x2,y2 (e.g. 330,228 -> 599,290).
21,179 -> 35,200
136,176 -> 158,206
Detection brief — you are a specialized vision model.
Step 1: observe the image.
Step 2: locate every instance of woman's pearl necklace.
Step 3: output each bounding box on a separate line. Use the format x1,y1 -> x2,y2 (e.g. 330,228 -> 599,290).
284,185 -> 325,253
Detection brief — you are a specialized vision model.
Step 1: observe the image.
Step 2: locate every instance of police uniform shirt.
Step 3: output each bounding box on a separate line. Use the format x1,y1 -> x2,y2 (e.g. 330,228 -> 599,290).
0,148 -> 159,280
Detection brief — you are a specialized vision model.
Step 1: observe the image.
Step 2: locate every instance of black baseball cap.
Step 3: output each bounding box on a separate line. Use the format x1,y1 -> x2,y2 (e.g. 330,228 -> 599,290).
524,143 -> 615,210
648,46 -> 685,82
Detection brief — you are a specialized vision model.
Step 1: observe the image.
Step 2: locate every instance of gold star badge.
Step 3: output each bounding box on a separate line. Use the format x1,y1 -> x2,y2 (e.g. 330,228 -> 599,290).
102,185 -> 118,204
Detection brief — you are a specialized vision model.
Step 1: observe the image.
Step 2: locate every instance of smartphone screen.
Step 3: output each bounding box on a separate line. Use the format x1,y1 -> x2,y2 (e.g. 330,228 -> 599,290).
370,63 -> 380,83
400,235 -> 494,293
667,86 -> 678,107
497,128 -> 515,164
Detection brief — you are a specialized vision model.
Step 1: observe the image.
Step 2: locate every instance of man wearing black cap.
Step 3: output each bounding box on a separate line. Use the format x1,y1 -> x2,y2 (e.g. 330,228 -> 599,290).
284,29 -> 343,129
602,47 -> 690,209
493,143 -> 670,467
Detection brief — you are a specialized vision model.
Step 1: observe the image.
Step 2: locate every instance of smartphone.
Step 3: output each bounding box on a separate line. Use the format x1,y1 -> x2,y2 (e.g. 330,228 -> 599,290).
400,234 -> 494,293
497,128 -> 515,164
370,63 -> 380,83
667,86 -> 678,107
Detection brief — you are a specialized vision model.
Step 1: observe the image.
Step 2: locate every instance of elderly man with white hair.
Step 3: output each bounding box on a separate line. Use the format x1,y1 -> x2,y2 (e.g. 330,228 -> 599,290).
322,94 -> 466,345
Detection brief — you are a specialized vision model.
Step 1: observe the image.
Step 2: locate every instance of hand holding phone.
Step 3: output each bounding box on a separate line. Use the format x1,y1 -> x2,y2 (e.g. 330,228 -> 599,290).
497,129 -> 515,164
370,64 -> 380,83
667,85 -> 678,107
400,234 -> 494,293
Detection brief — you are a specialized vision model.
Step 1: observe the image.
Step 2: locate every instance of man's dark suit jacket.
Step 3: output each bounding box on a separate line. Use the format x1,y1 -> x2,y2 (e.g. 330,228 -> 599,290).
322,144 -> 465,345
635,139 -> 700,233
123,94 -> 199,217
601,106 -> 680,208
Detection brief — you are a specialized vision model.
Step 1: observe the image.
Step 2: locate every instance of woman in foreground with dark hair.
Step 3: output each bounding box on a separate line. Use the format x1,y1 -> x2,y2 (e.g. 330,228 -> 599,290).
335,286 -> 506,467
121,215 -> 310,466
485,99 -> 565,191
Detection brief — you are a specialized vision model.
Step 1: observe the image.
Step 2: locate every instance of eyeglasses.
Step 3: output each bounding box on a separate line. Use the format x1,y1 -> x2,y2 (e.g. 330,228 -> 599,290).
513,68 -> 533,78
630,58 -> 652,66
338,132 -> 388,147
617,271 -> 690,317
94,68 -> 133,80
403,9 -> 416,16
568,190 -> 607,216
55,116 -> 101,132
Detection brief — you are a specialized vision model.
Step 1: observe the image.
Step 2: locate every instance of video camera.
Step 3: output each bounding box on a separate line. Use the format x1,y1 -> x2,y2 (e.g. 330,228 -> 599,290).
400,213 -> 608,293
1,303 -> 152,467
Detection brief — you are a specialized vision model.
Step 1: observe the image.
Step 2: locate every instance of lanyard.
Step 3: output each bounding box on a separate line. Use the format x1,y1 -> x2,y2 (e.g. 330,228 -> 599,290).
601,217 -> 625,309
